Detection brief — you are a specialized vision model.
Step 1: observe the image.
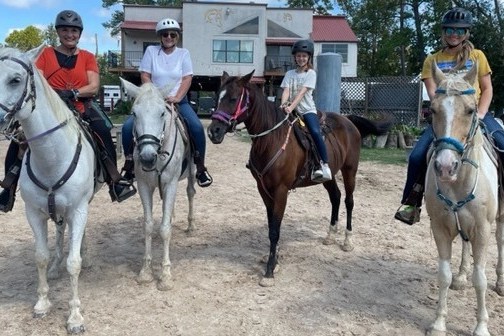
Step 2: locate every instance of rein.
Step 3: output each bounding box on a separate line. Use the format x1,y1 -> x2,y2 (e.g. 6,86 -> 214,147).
432,86 -> 480,241
211,87 -> 300,200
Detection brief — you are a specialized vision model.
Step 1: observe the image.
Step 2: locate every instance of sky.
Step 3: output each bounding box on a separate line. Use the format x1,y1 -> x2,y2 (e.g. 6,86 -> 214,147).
0,0 -> 292,55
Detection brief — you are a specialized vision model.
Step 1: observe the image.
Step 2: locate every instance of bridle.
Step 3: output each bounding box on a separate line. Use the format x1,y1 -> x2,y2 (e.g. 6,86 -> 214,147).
211,87 -> 250,133
431,86 -> 479,241
133,102 -> 179,174
0,56 -> 37,116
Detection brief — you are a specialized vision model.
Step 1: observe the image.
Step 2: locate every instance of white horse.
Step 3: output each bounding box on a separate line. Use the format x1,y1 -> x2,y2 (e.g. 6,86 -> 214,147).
0,46 -> 102,333
425,63 -> 504,336
120,78 -> 196,291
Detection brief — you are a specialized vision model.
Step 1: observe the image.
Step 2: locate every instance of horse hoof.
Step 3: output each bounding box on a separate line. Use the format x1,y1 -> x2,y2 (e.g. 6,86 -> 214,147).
67,324 -> 85,334
425,328 -> 446,336
450,277 -> 467,290
259,277 -> 275,287
341,242 -> 354,252
33,311 -> 47,319
322,237 -> 337,245
495,284 -> 504,296
157,278 -> 174,291
136,270 -> 154,284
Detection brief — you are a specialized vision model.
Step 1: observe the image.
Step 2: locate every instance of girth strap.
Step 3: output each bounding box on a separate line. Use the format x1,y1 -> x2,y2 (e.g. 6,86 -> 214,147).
26,133 -> 83,224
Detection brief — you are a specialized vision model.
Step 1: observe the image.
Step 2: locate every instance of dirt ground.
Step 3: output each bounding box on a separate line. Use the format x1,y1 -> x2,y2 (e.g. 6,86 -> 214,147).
1,119 -> 504,336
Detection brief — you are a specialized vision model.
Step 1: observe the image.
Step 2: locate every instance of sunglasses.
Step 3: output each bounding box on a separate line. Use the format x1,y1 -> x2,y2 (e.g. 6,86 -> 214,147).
444,27 -> 467,37
162,32 -> 178,39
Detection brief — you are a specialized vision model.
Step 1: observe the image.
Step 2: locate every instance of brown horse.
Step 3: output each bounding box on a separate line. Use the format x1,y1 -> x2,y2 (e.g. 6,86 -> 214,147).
207,70 -> 392,286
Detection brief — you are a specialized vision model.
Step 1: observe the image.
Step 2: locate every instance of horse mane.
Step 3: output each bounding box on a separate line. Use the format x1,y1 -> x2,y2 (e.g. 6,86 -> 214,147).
1,47 -> 80,137
134,82 -> 164,105
246,83 -> 287,153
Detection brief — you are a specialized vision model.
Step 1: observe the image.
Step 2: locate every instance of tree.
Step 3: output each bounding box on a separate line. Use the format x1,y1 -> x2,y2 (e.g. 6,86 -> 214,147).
44,23 -> 58,47
5,26 -> 44,51
286,0 -> 335,14
102,0 -> 183,37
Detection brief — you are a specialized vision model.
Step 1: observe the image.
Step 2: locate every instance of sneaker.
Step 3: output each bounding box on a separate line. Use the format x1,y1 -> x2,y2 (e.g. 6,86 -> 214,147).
196,169 -> 213,188
312,162 -> 332,182
0,186 -> 16,213
394,205 -> 421,225
109,181 -> 137,202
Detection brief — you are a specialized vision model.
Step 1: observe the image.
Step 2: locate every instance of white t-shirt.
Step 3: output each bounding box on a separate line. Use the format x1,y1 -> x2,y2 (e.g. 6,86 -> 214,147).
139,45 -> 193,96
280,68 -> 317,114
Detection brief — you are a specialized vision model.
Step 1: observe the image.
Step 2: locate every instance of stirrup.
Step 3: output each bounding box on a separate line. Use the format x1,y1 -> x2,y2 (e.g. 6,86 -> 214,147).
109,181 -> 137,203
394,205 -> 421,225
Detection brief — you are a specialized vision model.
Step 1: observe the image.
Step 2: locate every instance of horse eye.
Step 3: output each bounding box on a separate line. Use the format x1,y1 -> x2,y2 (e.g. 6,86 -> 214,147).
132,112 -> 137,118
9,76 -> 21,85
468,109 -> 475,115
161,112 -> 165,118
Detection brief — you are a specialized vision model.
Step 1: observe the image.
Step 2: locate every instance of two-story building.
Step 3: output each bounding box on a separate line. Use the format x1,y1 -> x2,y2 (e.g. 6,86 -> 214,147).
110,1 -> 357,100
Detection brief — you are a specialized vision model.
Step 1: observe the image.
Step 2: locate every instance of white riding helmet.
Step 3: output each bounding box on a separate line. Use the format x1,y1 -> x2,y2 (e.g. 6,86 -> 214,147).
156,18 -> 181,35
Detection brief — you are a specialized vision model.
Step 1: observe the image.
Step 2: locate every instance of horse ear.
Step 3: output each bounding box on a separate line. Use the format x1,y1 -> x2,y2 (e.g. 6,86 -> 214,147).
26,44 -> 46,62
463,62 -> 478,86
431,60 -> 445,86
239,70 -> 255,85
221,71 -> 230,85
120,77 -> 140,100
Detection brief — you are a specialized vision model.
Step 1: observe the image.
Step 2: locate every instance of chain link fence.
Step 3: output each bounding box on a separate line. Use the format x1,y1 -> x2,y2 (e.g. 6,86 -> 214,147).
340,76 -> 424,127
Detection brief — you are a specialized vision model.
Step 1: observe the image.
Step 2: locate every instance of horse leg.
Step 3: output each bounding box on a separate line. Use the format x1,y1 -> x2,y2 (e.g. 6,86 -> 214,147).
495,213 -> 504,296
80,231 -> 92,269
428,228 -> 452,336
185,167 -> 197,234
65,209 -> 88,334
471,227 -> 491,336
158,180 -> 178,291
27,209 -> 52,318
339,167 -> 357,252
48,222 -> 66,280
137,183 -> 155,285
322,180 -> 341,246
450,240 -> 471,290
259,186 -> 288,287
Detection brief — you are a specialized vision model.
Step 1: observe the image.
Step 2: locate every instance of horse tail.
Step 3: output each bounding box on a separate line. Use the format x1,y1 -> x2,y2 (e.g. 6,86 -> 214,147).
346,115 -> 393,138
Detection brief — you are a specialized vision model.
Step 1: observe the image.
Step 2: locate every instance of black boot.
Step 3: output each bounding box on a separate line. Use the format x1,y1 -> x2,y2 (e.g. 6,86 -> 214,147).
0,185 -> 16,213
121,156 -> 135,181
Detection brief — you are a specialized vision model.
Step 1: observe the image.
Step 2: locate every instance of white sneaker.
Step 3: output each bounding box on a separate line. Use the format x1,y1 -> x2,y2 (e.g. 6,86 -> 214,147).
312,161 -> 332,182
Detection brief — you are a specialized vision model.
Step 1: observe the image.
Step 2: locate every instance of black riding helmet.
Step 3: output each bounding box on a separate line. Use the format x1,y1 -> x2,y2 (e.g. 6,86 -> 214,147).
291,40 -> 314,56
441,7 -> 472,28
55,10 -> 84,32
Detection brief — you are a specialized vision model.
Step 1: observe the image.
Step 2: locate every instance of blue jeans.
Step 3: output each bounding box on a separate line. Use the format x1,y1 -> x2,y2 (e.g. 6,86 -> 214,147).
401,113 -> 504,205
122,96 -> 206,162
303,112 -> 328,163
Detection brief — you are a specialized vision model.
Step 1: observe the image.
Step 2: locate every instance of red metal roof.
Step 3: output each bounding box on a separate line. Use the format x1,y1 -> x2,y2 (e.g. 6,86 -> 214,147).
312,15 -> 358,43
121,21 -> 156,30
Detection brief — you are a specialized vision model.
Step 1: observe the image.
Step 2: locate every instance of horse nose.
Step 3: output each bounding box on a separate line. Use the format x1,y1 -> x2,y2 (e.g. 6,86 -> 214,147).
207,124 -> 224,144
139,152 -> 157,169
434,156 -> 460,181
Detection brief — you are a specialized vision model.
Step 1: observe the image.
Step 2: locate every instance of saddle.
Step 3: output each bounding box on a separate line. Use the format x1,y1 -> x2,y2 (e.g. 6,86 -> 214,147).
290,110 -> 330,186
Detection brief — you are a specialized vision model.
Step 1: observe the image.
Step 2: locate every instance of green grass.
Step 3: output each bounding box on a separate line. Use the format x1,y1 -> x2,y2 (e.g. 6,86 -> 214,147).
359,147 -> 408,166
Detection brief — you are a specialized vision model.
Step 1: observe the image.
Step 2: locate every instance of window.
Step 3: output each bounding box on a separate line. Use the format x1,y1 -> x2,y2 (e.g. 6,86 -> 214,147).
213,40 -> 254,63
321,44 -> 348,63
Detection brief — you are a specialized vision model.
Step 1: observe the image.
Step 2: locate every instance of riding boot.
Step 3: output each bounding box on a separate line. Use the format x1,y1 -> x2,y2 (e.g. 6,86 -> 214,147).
194,152 -> 213,188
0,158 -> 21,213
121,155 -> 135,181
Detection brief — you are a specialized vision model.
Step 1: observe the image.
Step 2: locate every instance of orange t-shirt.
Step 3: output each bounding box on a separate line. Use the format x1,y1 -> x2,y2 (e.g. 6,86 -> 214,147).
35,47 -> 98,113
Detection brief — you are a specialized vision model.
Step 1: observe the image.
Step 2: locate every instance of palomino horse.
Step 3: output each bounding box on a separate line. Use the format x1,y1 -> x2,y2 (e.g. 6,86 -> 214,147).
120,78 -> 196,291
0,46 -> 102,333
425,63 -> 504,336
207,70 -> 391,286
